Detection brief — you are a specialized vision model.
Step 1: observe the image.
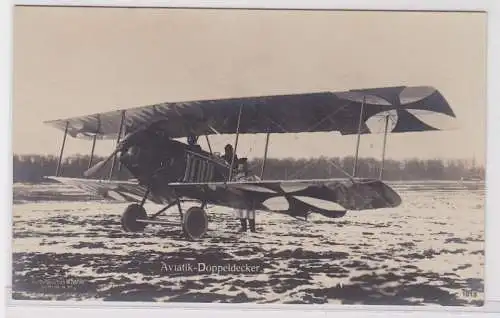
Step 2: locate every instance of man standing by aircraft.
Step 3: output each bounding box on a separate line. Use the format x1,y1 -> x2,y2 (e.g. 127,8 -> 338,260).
233,158 -> 257,233
220,145 -> 256,232
222,144 -> 239,173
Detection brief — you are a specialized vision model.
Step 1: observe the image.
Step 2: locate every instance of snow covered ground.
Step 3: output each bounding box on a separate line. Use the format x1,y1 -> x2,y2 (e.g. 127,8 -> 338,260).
11,181 -> 484,306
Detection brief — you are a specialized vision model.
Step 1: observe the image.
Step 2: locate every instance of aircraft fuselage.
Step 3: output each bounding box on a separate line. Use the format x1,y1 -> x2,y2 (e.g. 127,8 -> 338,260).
117,127 -> 237,204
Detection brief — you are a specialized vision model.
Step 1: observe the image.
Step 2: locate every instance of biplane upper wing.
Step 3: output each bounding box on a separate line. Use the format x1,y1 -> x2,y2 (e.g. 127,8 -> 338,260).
43,86 -> 455,139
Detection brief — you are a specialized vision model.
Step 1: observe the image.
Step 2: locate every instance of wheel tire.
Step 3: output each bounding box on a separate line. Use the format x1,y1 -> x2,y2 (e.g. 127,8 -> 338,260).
182,206 -> 208,240
121,203 -> 147,232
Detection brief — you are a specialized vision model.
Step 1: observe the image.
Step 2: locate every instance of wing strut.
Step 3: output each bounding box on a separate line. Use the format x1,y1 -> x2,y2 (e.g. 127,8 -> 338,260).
88,115 -> 101,170
88,133 -> 98,170
204,134 -> 213,154
379,115 -> 390,180
352,96 -> 366,177
55,121 -> 69,177
118,123 -> 128,174
108,110 -> 125,180
260,131 -> 271,179
228,104 -> 243,181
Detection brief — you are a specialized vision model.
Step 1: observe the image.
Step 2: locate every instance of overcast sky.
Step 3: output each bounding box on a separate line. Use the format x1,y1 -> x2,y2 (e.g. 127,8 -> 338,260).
12,7 -> 487,164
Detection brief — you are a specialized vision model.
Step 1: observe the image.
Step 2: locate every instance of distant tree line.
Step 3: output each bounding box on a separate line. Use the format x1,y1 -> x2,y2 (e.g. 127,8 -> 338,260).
13,154 -> 485,183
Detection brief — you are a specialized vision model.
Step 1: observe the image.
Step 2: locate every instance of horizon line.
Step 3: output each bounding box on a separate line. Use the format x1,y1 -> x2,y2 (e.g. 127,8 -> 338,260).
11,151 -> 485,164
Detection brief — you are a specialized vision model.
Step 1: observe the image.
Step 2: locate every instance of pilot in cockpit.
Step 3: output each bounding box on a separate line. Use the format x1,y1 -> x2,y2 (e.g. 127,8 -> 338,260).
187,135 -> 202,152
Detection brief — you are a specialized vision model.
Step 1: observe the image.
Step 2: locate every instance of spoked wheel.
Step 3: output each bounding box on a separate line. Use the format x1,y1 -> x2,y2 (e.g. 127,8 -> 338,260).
121,203 -> 148,232
182,206 -> 209,240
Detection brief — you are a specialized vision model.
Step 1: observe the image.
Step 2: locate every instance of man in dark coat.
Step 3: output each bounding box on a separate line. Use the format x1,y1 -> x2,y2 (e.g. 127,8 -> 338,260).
222,144 -> 238,171
233,158 -> 257,233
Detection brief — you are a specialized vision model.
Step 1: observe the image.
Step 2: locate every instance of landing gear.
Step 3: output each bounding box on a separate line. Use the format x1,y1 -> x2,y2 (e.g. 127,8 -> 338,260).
120,191 -> 209,240
121,203 -> 147,232
182,207 -> 209,240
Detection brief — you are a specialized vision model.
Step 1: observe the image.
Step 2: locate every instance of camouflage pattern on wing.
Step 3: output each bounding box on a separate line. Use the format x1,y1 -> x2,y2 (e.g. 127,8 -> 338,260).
43,86 -> 455,140
168,178 -> 402,219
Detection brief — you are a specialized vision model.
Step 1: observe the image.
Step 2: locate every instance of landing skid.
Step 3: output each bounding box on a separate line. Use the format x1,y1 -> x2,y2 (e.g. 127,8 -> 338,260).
120,193 -> 209,240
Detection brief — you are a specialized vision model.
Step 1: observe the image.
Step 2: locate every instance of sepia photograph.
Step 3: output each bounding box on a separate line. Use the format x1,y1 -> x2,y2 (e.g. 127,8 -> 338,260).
11,6 -> 486,306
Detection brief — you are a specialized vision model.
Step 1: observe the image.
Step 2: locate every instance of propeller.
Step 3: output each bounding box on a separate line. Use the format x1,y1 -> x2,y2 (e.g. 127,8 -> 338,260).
83,147 -> 121,177
83,127 -> 146,177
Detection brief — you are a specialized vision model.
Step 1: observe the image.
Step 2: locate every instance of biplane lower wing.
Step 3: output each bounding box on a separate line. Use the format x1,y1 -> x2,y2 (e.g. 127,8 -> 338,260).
168,178 -> 402,218
47,177 -> 173,205
48,177 -> 401,219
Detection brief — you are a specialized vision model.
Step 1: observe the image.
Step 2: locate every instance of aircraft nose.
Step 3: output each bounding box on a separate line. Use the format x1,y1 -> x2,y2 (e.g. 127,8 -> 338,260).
120,144 -> 141,163
126,145 -> 140,157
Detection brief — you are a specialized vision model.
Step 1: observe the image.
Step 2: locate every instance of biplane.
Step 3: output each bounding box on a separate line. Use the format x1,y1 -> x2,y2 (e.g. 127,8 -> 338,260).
43,86 -> 456,240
